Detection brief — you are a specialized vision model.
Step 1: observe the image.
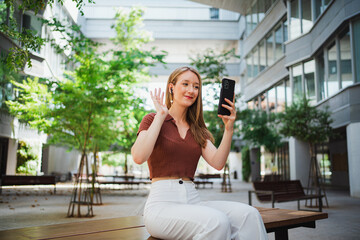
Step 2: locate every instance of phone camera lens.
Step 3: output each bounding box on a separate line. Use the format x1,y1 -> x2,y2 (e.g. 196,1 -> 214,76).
224,80 -> 229,89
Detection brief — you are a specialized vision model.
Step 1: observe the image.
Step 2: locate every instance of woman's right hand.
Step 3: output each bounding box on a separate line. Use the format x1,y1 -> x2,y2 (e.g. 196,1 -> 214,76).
150,88 -> 168,116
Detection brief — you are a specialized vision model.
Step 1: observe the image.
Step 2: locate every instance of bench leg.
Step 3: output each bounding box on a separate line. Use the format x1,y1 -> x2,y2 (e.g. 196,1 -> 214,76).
274,228 -> 289,240
248,191 -> 252,206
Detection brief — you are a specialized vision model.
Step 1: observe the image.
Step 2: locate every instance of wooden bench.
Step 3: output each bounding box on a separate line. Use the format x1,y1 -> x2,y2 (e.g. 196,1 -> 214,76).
0,175 -> 56,194
0,207 -> 328,240
248,180 -> 324,212
98,175 -> 151,190
193,173 -> 221,189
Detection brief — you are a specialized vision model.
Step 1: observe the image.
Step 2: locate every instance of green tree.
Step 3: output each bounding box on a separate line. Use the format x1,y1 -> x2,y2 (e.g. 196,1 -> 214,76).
279,97 -> 334,191
0,0 -> 94,71
6,7 -> 166,216
241,145 -> 251,182
16,140 -> 38,175
238,109 -> 282,154
190,48 -> 240,145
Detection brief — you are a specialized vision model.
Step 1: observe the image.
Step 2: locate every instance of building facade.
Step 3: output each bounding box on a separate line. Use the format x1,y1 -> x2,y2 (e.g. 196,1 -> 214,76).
0,0 -> 82,179
193,0 -> 360,197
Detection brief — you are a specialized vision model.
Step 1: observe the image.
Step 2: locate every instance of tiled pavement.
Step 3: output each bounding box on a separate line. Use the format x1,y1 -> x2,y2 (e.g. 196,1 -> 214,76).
0,180 -> 359,239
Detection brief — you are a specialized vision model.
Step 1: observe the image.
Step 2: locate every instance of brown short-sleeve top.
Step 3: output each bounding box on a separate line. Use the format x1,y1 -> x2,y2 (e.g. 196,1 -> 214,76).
137,113 -> 202,180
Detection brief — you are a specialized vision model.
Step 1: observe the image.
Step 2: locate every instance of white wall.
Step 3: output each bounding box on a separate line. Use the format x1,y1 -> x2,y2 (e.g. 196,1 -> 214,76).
228,151 -> 242,180
289,137 -> 311,186
47,146 -> 81,175
347,122 -> 360,198
6,139 -> 18,175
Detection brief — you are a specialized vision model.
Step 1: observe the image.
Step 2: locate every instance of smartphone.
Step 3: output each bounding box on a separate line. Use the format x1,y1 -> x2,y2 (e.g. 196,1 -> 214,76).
217,78 -> 235,116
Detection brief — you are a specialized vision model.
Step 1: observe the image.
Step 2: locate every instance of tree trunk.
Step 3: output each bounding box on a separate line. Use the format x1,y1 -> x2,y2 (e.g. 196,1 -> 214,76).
124,153 -> 128,174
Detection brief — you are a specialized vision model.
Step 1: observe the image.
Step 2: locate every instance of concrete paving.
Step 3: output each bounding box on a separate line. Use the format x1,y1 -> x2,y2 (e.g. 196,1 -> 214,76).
0,180 -> 359,239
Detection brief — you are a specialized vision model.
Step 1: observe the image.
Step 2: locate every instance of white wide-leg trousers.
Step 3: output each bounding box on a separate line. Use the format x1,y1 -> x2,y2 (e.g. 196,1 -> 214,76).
143,179 -> 268,240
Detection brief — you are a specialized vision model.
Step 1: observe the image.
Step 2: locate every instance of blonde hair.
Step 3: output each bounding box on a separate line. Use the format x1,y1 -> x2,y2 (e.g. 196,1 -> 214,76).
165,66 -> 214,148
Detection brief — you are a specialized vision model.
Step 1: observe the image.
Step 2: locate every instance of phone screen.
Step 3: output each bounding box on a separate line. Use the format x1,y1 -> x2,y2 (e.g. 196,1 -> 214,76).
217,78 -> 235,116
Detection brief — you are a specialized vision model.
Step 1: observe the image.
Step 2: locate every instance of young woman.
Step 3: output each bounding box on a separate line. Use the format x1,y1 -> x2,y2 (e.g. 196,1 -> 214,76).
131,66 -> 268,240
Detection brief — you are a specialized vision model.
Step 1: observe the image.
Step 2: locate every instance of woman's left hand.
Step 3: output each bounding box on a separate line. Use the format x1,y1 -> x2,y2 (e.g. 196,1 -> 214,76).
218,96 -> 236,132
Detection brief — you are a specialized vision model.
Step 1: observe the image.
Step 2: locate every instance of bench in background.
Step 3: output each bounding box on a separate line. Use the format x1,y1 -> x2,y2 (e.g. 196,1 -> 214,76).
97,175 -> 151,190
193,173 -> 221,189
0,175 -> 56,194
248,180 -> 324,212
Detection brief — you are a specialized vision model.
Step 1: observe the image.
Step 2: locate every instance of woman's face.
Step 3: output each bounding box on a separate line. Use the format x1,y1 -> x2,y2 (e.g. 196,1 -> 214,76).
170,70 -> 200,108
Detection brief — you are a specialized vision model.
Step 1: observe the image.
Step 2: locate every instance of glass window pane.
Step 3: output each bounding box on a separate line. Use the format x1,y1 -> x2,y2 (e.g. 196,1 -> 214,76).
260,93 -> 267,111
328,42 -> 339,96
266,34 -> 274,66
252,3 -> 258,29
210,8 -> 219,19
304,60 -> 316,100
254,97 -> 260,110
339,28 -> 353,88
324,0 -> 331,8
292,63 -> 303,98
290,0 -> 301,39
283,19 -> 288,43
354,19 -> 360,83
258,0 -> 265,22
314,0 -> 327,20
247,100 -> 254,110
302,0 -> 313,33
259,40 -> 266,71
317,52 -> 327,100
275,25 -> 283,61
285,78 -> 292,106
268,87 -> 276,112
253,47 -> 259,77
264,0 -> 273,13
276,82 -> 286,112
246,9 -> 252,36
246,54 -> 253,83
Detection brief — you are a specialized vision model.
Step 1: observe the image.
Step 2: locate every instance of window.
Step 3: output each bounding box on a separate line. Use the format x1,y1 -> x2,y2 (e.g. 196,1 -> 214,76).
317,52 -> 327,100
290,0 -> 301,39
251,3 -> 258,28
327,42 -> 339,96
266,34 -> 274,66
268,87 -> 276,112
302,0 -> 313,33
259,40 -> 266,71
285,78 -> 292,106
275,25 -> 283,61
253,48 -> 259,77
245,17 -> 287,83
354,19 -> 360,83
314,0 -> 331,20
246,9 -> 252,36
245,0 -> 276,36
246,54 -> 253,83
258,0 -> 265,23
289,0 -> 315,39
283,19 -> 289,44
304,60 -> 316,100
260,92 -> 267,111
210,8 -> 219,20
339,28 -> 353,88
292,63 -> 303,98
247,100 -> 254,110
276,82 -> 286,112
